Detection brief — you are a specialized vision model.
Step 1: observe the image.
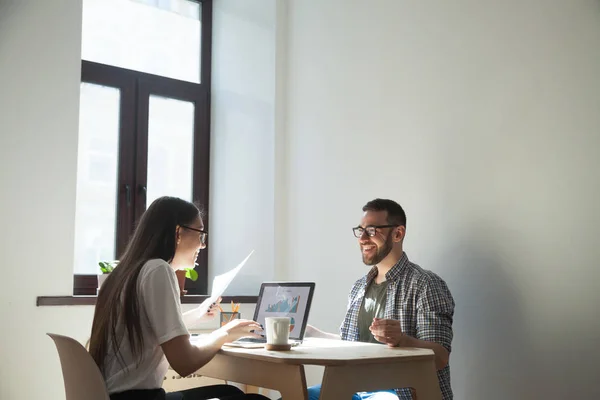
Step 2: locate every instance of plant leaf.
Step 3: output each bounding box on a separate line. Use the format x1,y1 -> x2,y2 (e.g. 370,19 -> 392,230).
99,261 -> 115,274
185,268 -> 199,281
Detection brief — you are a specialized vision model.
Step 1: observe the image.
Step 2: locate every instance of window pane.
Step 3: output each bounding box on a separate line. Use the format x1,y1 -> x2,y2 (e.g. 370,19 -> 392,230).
82,0 -> 201,83
74,83 -> 120,274
146,95 -> 194,207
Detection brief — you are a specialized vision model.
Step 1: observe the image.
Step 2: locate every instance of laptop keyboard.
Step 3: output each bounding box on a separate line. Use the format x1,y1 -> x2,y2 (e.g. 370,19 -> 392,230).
235,337 -> 266,343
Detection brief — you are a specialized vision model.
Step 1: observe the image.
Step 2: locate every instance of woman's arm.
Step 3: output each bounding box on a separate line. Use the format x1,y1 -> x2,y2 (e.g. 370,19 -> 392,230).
161,319 -> 260,377
161,331 -> 226,377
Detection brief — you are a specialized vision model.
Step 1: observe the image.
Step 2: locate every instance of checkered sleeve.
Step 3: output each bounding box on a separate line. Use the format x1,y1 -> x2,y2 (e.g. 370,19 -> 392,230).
415,275 -> 455,352
340,278 -> 364,340
339,290 -> 352,337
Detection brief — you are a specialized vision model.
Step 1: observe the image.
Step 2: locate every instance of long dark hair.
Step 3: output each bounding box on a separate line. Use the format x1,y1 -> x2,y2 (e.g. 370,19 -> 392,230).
89,196 -> 201,374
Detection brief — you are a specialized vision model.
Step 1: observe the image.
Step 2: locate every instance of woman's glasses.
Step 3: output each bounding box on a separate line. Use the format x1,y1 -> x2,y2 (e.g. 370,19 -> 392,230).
181,225 -> 208,244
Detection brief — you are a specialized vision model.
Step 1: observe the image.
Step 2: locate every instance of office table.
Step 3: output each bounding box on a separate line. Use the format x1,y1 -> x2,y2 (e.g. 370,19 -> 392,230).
195,338 -> 441,400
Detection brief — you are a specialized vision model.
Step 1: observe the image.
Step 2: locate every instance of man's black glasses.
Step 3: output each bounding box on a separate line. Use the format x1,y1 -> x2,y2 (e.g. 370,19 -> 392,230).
352,225 -> 399,238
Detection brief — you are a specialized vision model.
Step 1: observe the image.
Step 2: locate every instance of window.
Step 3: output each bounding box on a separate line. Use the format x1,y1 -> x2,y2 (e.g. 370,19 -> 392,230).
82,0 -> 202,83
73,0 -> 212,295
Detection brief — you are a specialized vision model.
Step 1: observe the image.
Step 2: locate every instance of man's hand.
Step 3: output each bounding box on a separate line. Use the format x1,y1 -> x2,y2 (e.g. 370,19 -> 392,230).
304,324 -> 341,340
370,318 -> 450,369
305,324 -> 317,337
369,318 -> 406,347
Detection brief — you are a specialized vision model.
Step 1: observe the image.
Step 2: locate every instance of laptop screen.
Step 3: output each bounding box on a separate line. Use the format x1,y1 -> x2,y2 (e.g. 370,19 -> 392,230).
253,282 -> 315,341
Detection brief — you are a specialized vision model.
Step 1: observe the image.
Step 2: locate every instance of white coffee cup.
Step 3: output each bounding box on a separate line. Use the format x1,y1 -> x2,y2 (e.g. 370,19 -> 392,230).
264,317 -> 291,345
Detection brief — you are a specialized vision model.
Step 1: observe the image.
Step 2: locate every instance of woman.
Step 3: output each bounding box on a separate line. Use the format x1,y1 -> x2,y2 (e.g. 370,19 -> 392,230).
89,196 -> 268,400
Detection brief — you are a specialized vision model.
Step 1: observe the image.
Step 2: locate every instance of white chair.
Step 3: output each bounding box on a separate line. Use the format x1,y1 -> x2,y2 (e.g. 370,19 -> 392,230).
47,333 -> 110,400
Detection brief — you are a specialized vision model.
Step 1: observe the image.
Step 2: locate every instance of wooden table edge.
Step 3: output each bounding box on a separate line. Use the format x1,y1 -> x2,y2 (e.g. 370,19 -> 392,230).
218,347 -> 436,366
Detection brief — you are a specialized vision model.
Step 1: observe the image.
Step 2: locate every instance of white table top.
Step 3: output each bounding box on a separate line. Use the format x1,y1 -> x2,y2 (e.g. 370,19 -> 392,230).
217,337 -> 435,366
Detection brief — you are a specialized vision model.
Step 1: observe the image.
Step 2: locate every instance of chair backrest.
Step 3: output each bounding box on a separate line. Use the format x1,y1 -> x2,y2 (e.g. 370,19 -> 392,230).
47,333 -> 110,400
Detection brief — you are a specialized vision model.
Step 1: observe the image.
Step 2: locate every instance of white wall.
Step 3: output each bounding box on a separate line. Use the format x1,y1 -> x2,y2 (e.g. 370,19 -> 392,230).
209,0 -> 277,295
0,0 -> 277,398
282,0 -> 600,399
3,0 -> 600,399
0,1 -> 92,399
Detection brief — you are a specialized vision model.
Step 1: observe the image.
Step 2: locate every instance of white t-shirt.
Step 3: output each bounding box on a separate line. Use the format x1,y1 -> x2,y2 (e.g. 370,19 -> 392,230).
104,259 -> 189,394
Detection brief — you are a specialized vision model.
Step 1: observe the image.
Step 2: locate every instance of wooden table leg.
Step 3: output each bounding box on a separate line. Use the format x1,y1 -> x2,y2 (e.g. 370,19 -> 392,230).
320,359 -> 441,400
409,360 -> 442,400
196,354 -> 308,400
319,366 -> 360,399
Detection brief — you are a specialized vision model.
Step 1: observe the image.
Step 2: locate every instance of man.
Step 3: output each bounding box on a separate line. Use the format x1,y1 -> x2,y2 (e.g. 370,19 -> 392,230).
306,199 -> 455,400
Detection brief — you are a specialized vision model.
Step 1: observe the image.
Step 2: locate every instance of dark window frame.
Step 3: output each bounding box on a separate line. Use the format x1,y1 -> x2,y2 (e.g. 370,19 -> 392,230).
73,0 -> 212,296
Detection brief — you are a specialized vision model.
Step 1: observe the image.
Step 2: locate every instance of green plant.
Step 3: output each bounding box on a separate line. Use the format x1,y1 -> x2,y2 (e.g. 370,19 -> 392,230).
184,267 -> 198,281
99,260 -> 118,274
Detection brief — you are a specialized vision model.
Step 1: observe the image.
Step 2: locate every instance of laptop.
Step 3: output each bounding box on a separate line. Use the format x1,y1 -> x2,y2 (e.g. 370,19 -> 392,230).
226,282 -> 316,348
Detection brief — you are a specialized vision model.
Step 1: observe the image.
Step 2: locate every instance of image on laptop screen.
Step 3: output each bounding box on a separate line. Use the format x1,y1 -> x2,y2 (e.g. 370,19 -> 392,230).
254,282 -> 315,341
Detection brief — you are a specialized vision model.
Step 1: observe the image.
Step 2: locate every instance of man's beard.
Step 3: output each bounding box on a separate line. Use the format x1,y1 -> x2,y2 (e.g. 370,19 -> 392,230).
362,233 -> 393,266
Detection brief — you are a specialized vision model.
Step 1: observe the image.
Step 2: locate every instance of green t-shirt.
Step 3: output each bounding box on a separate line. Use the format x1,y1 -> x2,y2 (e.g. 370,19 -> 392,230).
358,280 -> 388,343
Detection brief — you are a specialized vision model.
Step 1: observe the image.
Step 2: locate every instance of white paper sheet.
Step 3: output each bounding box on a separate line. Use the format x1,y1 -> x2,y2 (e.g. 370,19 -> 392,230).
184,250 -> 254,322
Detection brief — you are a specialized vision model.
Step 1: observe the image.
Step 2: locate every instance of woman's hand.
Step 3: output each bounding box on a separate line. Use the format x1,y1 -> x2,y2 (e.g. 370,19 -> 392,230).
198,297 -> 222,322
217,319 -> 262,342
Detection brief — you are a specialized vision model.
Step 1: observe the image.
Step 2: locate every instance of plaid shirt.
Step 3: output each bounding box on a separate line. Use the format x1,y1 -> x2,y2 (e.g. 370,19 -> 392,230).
340,252 -> 455,399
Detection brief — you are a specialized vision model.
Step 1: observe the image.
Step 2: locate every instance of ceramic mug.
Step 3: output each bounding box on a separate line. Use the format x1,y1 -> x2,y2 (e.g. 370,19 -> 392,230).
264,317 -> 291,345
